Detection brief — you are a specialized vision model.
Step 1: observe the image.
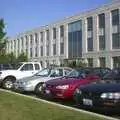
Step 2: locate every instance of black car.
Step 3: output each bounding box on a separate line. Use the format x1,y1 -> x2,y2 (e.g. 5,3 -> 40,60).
0,64 -> 12,71
73,68 -> 120,113
92,67 -> 111,80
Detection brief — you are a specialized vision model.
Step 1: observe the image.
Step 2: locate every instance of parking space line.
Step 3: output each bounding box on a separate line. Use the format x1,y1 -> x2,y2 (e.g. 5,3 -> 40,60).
0,88 -> 119,120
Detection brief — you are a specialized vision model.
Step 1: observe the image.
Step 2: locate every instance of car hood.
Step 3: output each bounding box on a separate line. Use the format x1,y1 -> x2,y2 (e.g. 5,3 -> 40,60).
17,75 -> 47,82
80,82 -> 120,93
46,77 -> 81,86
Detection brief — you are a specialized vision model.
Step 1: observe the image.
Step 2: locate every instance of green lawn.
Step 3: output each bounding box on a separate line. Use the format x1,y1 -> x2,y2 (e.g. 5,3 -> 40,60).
0,91 -> 105,120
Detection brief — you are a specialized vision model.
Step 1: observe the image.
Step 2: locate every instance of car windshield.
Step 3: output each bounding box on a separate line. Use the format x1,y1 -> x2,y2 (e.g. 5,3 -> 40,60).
35,68 -> 51,77
67,70 -> 83,78
103,68 -> 120,80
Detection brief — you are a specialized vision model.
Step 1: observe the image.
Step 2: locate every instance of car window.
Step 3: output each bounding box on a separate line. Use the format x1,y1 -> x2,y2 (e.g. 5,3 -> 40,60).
67,70 -> 80,78
34,64 -> 40,70
35,68 -> 51,77
21,64 -> 33,71
64,68 -> 72,76
50,69 -> 63,77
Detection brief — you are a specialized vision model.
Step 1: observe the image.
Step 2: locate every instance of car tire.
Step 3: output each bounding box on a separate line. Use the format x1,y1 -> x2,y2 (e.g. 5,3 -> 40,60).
2,77 -> 15,90
35,83 -> 43,95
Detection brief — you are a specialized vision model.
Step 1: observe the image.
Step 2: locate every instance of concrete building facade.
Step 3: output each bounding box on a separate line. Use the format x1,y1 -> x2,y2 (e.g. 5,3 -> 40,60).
6,1 -> 120,68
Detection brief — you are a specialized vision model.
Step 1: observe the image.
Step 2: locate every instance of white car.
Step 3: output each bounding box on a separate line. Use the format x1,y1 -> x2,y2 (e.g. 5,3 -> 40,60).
0,62 -> 42,89
14,67 -> 73,94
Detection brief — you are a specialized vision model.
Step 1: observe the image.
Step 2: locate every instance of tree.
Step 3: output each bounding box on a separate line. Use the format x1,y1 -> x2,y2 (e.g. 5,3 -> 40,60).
0,19 -> 6,54
17,52 -> 28,63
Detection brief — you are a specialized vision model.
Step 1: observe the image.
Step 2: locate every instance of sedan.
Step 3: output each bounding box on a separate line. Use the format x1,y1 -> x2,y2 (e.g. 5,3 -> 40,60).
14,67 -> 73,94
40,68 -> 100,100
73,68 -> 120,112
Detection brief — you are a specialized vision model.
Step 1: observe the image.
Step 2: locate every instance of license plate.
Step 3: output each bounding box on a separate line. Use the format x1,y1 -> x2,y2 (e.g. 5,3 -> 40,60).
83,98 -> 93,106
45,90 -> 50,94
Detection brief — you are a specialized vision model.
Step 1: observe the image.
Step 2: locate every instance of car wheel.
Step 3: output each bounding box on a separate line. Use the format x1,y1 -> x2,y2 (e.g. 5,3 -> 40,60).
35,83 -> 43,95
2,77 -> 15,90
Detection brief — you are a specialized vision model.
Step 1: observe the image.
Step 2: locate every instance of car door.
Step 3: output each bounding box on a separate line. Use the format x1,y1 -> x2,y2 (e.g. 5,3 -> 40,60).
19,63 -> 35,77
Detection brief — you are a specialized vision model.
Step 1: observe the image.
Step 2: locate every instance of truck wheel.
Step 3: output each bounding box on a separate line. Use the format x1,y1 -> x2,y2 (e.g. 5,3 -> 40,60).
2,77 -> 15,90
35,83 -> 43,95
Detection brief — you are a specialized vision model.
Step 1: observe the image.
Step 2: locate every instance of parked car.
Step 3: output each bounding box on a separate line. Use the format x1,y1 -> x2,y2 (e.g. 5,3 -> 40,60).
14,67 -> 73,94
0,64 -> 13,71
92,67 -> 111,80
73,68 -> 120,112
0,62 -> 42,89
40,68 -> 100,100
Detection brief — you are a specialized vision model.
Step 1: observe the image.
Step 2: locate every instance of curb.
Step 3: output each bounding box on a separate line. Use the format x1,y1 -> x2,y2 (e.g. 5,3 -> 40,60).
0,89 -> 119,120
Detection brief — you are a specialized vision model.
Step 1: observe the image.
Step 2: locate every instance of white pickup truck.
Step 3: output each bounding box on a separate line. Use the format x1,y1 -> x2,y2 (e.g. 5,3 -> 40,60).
0,62 -> 42,89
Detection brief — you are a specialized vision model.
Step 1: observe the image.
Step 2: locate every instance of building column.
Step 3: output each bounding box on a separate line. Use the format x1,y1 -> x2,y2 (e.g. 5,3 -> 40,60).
64,24 -> 68,58
43,30 -> 46,57
93,58 -> 99,67
32,34 -> 35,58
28,35 -> 30,59
82,17 -> 87,55
49,28 -> 53,56
105,11 -> 112,51
106,56 -> 113,69
93,15 -> 99,52
56,26 -> 60,56
15,39 -> 18,57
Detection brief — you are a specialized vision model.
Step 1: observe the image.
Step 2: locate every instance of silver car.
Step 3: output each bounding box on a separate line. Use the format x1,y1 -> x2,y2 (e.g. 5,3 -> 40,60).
14,67 -> 73,94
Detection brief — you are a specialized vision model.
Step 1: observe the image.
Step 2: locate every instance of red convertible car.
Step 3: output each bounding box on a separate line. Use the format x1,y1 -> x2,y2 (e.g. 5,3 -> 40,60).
40,68 -> 100,100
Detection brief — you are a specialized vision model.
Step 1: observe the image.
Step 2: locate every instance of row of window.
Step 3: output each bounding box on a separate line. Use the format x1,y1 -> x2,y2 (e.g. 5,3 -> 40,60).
87,9 -> 120,51
87,56 -> 120,68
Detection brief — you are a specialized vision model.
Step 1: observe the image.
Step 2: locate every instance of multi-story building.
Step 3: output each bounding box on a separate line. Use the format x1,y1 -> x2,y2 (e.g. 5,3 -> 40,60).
6,1 -> 120,68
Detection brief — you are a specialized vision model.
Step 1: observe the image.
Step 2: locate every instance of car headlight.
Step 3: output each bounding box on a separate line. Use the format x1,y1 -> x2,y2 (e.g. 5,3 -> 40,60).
100,93 -> 120,99
75,88 -> 82,94
56,85 -> 69,90
23,81 -> 32,85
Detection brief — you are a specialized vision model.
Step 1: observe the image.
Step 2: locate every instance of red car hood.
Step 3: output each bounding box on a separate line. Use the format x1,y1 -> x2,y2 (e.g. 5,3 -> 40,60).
45,74 -> 99,86
46,77 -> 84,86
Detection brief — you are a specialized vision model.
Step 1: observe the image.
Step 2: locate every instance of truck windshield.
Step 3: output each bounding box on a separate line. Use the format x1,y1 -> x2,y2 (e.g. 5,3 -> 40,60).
11,63 -> 23,70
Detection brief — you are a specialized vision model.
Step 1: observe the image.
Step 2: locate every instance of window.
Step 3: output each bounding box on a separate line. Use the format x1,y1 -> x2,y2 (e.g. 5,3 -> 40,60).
46,30 -> 49,40
40,32 -> 43,42
112,33 -> 120,49
53,44 -> 56,55
64,68 -> 72,76
60,25 -> 64,37
99,13 -> 105,28
68,20 -> 82,58
41,46 -> 43,56
53,28 -> 56,39
30,35 -> 33,46
25,36 -> 28,46
34,64 -> 40,70
99,57 -> 105,67
60,43 -> 64,54
30,48 -> 32,57
111,9 -> 119,25
99,36 -> 105,50
50,69 -> 63,77
35,33 -> 38,44
87,17 -> 93,31
35,47 -> 37,57
87,38 -> 93,51
113,57 -> 120,68
21,37 -> 24,47
21,64 -> 33,71
35,68 -> 51,77
46,44 -> 49,56
87,58 -> 93,67
87,17 -> 93,51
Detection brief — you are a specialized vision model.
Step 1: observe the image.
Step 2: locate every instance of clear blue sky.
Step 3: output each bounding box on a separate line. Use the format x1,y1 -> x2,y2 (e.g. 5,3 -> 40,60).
1,0 -> 112,36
